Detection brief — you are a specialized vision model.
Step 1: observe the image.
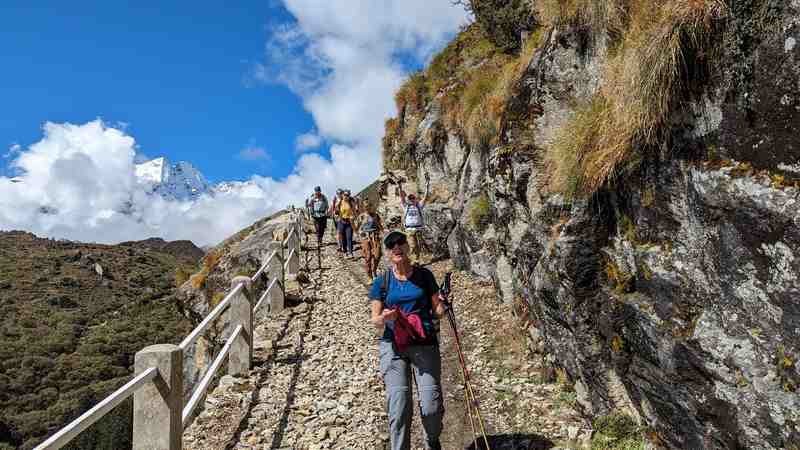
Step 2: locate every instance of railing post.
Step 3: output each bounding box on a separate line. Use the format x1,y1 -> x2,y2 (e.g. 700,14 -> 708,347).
267,241 -> 285,314
267,241 -> 284,285
229,276 -> 253,376
286,247 -> 300,279
133,344 -> 182,450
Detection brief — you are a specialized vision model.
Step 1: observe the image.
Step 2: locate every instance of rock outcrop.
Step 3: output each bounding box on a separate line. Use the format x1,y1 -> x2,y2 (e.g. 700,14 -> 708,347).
177,210 -> 298,393
381,2 -> 800,448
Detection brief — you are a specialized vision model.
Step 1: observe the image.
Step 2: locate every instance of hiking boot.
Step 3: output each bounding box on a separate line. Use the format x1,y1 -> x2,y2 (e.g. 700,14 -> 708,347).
426,441 -> 441,450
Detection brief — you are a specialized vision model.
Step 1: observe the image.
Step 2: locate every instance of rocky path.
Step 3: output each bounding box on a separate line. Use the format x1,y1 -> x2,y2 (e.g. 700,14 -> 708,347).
186,230 -> 589,449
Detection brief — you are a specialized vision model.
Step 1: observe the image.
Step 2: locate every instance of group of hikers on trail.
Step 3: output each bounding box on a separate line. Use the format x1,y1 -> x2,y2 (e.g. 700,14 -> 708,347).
305,183 -> 428,279
305,183 -> 486,450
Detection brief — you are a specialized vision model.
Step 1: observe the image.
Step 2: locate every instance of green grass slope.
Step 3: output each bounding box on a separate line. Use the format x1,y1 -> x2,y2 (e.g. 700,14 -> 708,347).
0,231 -> 193,449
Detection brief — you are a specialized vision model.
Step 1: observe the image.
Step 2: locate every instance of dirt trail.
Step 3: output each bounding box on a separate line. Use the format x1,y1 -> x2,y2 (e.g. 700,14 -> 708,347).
186,230 -> 589,450
338,244 -> 590,450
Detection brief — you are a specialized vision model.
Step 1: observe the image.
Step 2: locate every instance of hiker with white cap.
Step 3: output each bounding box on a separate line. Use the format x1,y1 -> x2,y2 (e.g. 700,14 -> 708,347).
399,184 -> 427,263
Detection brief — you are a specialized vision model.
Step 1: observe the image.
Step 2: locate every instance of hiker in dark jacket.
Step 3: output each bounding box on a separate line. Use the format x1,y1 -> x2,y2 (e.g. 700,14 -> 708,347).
368,231 -> 447,450
305,186 -> 329,244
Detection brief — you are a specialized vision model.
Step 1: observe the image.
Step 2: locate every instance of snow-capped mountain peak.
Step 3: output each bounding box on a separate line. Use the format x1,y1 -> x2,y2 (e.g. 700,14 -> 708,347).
135,157 -> 169,184
135,157 -> 210,201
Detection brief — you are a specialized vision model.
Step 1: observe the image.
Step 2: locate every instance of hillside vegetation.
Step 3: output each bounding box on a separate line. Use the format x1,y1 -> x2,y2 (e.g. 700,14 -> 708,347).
386,0 -> 738,196
0,231 -> 196,449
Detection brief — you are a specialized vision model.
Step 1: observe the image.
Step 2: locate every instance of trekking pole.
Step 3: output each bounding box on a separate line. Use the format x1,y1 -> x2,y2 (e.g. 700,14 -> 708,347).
317,236 -> 322,271
444,305 -> 490,450
446,305 -> 491,450
441,273 -> 492,450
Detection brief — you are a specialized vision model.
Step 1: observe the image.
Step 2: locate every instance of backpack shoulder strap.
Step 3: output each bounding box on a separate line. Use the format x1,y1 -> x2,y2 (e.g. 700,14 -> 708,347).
380,270 -> 390,303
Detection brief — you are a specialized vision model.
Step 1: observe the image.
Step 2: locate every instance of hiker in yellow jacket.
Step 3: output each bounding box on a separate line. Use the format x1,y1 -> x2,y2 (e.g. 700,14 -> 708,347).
336,190 -> 357,258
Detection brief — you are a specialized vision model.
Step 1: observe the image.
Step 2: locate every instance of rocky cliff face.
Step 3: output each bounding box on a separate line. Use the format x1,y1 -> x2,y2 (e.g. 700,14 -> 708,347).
382,1 -> 800,448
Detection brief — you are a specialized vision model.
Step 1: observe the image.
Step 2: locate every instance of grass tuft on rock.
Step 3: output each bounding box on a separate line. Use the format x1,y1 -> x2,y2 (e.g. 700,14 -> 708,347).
544,0 -> 727,195
591,413 -> 646,450
384,21 -> 549,166
468,192 -> 492,231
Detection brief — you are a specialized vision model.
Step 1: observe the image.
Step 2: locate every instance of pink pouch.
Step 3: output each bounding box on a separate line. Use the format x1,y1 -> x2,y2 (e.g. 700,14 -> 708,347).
392,308 -> 426,352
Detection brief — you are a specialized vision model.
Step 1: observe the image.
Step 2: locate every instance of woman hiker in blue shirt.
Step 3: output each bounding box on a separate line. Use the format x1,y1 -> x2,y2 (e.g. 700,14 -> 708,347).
369,231 -> 447,450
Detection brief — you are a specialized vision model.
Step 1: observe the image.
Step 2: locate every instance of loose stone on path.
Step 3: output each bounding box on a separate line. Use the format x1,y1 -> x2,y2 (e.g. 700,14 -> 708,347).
186,234 -> 589,450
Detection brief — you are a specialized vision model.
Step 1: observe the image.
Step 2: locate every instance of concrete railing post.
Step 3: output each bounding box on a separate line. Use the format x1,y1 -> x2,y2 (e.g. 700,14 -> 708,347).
133,344 -> 182,450
286,239 -> 300,278
267,241 -> 285,314
229,276 -> 253,376
267,241 -> 284,286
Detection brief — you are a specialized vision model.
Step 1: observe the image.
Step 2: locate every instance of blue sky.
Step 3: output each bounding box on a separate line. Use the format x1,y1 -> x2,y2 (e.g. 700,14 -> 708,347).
0,1 -> 466,244
0,2 -> 315,182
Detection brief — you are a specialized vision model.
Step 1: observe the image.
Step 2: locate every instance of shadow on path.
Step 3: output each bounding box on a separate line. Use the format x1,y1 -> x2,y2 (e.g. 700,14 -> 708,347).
266,297 -> 315,449
223,295 -> 319,450
464,433 -> 555,450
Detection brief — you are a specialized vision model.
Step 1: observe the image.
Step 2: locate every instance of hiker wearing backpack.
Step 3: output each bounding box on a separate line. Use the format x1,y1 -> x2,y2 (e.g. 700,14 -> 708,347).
330,188 -> 344,250
305,186 -> 329,245
399,185 -> 426,263
355,200 -> 383,279
335,189 -> 357,257
368,231 -> 446,450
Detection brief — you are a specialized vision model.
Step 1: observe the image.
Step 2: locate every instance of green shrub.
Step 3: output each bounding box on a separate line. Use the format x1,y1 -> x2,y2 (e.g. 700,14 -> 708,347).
471,0 -> 536,53
591,413 -> 646,450
469,193 -> 492,231
174,266 -> 192,288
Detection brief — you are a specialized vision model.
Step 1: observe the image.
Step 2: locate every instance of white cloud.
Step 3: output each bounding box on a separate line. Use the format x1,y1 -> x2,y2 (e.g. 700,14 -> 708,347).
264,0 -> 467,145
295,131 -> 322,152
0,2 -> 467,246
237,145 -> 270,161
4,143 -> 21,159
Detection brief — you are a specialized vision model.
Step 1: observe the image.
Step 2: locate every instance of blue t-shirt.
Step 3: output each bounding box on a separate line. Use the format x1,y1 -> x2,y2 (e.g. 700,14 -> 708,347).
369,267 -> 440,343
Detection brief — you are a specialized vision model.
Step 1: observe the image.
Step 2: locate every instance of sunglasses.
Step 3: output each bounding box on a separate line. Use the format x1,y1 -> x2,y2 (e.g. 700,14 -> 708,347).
384,237 -> 407,249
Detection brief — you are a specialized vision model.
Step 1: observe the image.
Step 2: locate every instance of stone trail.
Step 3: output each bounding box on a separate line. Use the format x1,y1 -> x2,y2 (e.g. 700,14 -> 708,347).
185,233 -> 589,450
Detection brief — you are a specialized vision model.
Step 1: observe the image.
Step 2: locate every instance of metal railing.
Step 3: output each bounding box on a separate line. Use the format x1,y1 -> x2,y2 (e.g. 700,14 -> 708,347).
34,212 -> 304,450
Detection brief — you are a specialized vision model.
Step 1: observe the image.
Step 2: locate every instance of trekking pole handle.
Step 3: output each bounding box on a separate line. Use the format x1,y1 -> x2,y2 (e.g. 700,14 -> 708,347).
440,272 -> 453,309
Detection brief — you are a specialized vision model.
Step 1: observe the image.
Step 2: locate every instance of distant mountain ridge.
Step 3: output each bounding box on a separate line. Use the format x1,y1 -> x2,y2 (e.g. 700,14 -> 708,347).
134,157 -> 258,201
118,237 -> 205,265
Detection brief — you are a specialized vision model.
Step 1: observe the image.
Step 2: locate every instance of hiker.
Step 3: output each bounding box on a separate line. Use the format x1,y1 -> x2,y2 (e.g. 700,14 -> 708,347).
348,189 -> 360,214
335,189 -> 356,257
368,231 -> 446,450
355,200 -> 383,279
330,188 -> 344,250
399,185 -> 426,263
305,186 -> 329,244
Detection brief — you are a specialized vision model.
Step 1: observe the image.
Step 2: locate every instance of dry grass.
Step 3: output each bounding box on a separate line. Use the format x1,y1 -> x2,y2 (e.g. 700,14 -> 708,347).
544,0 -> 727,195
605,257 -> 633,294
456,28 -> 547,149
189,250 -> 221,290
383,20 -> 550,159
174,266 -> 192,288
545,96 -> 608,196
394,72 -> 427,111
537,0 -> 627,36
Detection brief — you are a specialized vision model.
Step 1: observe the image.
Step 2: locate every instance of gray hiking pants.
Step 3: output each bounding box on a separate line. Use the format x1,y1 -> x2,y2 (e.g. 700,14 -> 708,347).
379,340 -> 444,450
